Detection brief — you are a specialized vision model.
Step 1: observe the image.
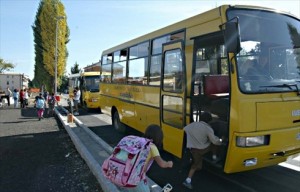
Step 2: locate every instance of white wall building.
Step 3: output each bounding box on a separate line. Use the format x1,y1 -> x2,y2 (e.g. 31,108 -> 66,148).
0,73 -> 30,92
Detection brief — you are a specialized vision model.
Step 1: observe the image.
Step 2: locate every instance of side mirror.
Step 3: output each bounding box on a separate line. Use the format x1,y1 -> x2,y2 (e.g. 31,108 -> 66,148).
224,22 -> 241,54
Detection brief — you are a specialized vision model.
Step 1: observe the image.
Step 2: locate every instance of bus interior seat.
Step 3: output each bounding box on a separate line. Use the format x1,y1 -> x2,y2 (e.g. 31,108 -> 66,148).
203,75 -> 229,99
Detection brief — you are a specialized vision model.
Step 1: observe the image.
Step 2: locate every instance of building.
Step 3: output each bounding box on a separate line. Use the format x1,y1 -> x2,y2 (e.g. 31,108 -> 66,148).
0,73 -> 30,92
83,61 -> 101,72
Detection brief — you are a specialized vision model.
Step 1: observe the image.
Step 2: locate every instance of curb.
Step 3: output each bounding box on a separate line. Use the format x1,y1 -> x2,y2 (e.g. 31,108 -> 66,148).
54,107 -> 121,192
55,106 -> 163,192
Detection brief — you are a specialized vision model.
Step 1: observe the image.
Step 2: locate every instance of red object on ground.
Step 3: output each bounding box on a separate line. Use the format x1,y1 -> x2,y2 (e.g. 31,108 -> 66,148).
55,96 -> 60,102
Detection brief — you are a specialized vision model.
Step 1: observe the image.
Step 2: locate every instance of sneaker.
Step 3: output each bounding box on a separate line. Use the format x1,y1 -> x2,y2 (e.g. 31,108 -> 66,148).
182,180 -> 193,190
212,155 -> 217,160
212,155 -> 220,163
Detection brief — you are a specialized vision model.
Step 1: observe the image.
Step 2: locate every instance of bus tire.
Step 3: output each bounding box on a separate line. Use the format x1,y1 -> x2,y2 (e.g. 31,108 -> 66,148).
113,111 -> 126,133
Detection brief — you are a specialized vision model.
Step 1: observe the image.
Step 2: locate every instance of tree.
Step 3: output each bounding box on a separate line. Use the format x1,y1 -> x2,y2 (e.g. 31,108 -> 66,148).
71,62 -> 81,74
32,0 -> 70,91
58,74 -> 68,93
0,58 -> 15,73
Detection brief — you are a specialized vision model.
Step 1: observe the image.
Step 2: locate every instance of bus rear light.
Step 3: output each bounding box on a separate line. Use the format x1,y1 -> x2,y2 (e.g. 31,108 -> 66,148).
236,135 -> 270,147
243,158 -> 257,167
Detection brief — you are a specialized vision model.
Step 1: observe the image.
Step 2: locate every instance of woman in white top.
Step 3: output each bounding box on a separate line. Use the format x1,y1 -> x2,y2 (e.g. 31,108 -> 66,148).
23,89 -> 29,108
73,87 -> 81,115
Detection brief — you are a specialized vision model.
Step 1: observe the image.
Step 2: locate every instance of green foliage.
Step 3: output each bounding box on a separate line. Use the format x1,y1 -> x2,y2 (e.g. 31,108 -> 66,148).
0,58 -> 15,73
32,0 -> 70,91
58,74 -> 68,93
71,62 -> 81,74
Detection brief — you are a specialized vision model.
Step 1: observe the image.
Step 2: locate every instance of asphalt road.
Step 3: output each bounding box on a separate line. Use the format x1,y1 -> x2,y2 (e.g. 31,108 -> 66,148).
0,105 -> 103,192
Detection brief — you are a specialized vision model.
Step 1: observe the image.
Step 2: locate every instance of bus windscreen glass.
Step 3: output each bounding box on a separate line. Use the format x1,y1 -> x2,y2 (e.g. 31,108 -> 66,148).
227,9 -> 300,93
85,76 -> 100,92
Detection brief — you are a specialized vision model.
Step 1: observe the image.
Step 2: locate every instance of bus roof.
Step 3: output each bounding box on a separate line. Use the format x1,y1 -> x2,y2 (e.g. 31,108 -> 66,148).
101,4 -> 296,56
68,73 -> 80,78
68,71 -> 100,79
81,71 -> 100,77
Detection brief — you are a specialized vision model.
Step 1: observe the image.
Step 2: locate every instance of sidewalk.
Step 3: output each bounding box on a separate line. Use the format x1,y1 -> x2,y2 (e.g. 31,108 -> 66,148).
55,95 -> 163,192
0,95 -> 163,192
0,104 -> 102,191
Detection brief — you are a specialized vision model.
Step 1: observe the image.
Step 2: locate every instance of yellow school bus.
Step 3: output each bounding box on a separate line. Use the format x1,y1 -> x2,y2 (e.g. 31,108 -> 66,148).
99,4 -> 300,173
68,71 -> 100,110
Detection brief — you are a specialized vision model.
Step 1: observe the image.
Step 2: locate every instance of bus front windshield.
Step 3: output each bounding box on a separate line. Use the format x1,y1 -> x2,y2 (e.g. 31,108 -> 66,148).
84,76 -> 100,92
227,9 -> 300,94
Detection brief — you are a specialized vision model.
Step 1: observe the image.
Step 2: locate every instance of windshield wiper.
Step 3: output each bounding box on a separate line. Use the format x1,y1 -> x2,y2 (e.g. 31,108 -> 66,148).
260,83 -> 300,95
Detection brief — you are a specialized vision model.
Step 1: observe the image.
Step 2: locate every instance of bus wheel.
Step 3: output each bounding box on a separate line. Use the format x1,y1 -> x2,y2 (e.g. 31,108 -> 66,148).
83,101 -> 92,112
113,111 -> 126,133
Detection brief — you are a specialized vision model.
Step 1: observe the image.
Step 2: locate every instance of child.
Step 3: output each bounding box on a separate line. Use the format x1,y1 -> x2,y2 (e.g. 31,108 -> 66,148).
35,93 -> 45,120
47,92 -> 57,116
127,125 -> 173,192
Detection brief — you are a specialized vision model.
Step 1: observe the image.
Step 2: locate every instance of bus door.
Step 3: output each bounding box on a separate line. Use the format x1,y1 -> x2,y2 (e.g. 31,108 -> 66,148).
160,40 -> 186,158
191,33 -> 230,167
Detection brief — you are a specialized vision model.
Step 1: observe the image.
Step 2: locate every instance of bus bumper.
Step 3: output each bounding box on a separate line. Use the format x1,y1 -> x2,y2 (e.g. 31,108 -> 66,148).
224,126 -> 300,173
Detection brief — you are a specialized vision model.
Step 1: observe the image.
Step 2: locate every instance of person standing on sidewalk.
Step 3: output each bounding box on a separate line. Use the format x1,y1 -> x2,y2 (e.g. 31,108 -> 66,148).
13,89 -> 19,108
23,89 -> 29,109
4,87 -> 12,106
19,89 -> 24,108
35,93 -> 45,120
73,87 -> 81,116
47,92 -> 57,116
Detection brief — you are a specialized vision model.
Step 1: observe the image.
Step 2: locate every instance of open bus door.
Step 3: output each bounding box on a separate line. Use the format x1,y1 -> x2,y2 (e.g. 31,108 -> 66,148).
160,40 -> 186,158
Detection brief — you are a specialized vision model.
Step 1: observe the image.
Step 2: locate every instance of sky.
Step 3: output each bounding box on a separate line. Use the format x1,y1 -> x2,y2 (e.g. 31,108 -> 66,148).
0,0 -> 300,80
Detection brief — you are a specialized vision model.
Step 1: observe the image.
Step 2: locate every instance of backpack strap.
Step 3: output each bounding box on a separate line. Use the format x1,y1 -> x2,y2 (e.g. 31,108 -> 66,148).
102,147 -> 122,174
140,140 -> 153,180
122,153 -> 134,185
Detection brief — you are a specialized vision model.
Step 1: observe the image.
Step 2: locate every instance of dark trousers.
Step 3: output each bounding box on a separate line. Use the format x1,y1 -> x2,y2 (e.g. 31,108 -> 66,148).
3,95 -> 10,106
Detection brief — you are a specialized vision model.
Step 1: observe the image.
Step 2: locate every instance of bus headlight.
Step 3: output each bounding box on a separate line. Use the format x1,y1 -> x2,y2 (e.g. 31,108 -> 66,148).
88,98 -> 98,102
92,98 -> 98,102
236,135 -> 270,147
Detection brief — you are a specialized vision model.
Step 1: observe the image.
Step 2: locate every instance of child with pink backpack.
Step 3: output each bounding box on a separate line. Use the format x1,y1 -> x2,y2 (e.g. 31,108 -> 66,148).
102,125 -> 173,192
35,93 -> 45,120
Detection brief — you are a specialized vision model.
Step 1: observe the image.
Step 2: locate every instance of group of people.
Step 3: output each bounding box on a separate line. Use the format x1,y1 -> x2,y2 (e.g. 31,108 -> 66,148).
34,91 -> 57,120
0,87 -> 30,108
103,111 -> 224,191
1,85 -> 78,120
19,88 -> 30,108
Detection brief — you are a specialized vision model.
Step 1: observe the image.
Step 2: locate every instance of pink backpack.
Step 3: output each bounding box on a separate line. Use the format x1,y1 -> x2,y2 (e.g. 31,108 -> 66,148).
102,135 -> 153,187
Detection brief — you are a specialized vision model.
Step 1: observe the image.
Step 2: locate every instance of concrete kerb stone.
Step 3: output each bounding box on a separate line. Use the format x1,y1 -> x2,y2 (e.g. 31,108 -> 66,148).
54,107 -> 163,192
75,119 -> 113,154
54,107 -> 121,192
